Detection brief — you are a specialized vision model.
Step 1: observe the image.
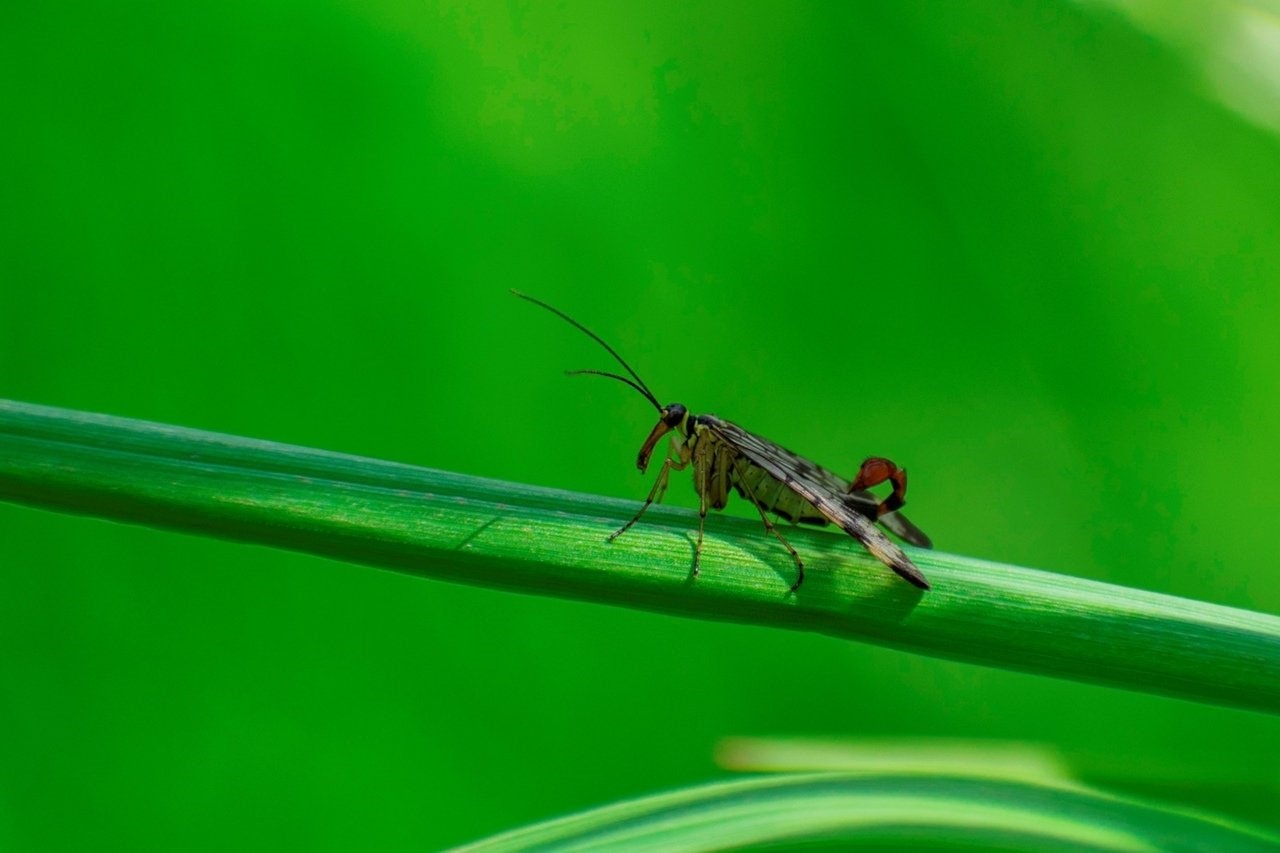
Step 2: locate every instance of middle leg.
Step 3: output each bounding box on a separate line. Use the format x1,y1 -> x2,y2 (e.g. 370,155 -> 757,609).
692,441 -> 709,578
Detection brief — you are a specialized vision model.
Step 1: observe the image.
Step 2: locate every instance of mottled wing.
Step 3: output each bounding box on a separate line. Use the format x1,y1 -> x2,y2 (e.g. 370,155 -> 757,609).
847,490 -> 934,549
731,458 -> 831,525
796,459 -> 933,550
704,415 -> 930,589
723,424 -> 933,549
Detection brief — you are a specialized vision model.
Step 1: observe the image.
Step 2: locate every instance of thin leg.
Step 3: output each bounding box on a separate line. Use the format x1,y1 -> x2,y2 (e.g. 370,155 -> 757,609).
732,458 -> 805,591
609,456 -> 673,542
693,493 -> 707,578
692,444 -> 708,578
609,440 -> 689,542
849,456 -> 908,518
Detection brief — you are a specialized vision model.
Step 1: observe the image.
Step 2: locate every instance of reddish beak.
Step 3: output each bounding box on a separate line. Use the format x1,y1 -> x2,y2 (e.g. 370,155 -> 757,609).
636,420 -> 672,473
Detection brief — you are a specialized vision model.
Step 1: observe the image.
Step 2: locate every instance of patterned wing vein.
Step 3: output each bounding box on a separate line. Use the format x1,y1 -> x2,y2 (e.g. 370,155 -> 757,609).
703,415 -> 930,589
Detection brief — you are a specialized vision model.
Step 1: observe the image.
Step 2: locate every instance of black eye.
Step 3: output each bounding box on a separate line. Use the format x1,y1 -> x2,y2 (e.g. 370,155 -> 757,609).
663,403 -> 686,427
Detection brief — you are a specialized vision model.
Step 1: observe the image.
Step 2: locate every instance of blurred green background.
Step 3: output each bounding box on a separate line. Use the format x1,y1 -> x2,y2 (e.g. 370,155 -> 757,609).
3,1 -> 1280,849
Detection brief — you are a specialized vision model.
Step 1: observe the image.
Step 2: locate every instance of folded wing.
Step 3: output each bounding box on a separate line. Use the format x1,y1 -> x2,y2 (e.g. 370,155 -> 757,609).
703,415 -> 930,590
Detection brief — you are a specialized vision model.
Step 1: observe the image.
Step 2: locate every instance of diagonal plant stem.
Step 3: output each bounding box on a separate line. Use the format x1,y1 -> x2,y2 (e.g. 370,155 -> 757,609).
1,398 -> 1278,715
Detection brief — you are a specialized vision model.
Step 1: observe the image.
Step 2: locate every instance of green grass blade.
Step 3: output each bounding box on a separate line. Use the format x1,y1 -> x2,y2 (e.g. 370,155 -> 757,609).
455,772 -> 1280,852
2,399 -> 1278,714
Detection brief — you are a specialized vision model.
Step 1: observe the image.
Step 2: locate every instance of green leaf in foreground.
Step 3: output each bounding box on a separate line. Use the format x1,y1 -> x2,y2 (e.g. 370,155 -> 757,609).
455,772 -> 1280,852
1,399 -> 1279,714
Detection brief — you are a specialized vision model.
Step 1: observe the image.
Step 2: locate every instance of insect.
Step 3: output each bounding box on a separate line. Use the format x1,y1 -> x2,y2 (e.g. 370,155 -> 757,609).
514,291 -> 932,592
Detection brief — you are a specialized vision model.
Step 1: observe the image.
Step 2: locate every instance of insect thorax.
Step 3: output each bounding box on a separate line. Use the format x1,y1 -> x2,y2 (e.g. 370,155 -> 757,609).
685,413 -> 710,448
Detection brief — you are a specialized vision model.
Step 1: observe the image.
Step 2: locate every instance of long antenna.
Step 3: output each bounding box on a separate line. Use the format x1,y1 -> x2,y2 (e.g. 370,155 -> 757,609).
512,290 -> 662,411
565,369 -> 658,406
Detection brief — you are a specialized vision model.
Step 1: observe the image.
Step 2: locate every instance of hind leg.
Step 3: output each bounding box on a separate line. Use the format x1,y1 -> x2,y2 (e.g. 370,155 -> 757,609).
732,458 -> 805,591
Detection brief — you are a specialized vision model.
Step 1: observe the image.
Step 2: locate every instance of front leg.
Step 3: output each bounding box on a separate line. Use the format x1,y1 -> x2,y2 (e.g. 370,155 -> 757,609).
609,439 -> 690,542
